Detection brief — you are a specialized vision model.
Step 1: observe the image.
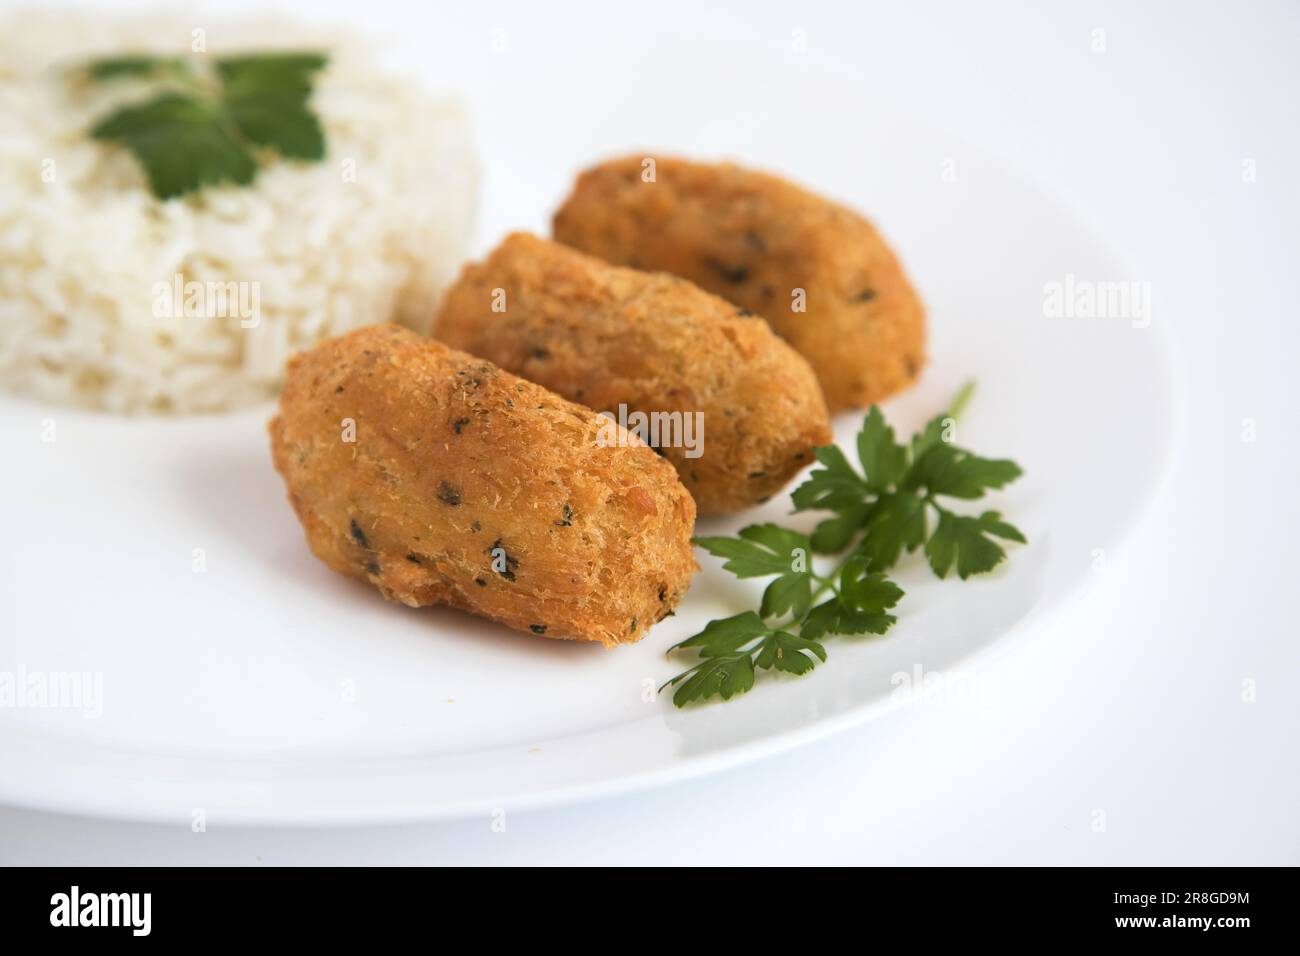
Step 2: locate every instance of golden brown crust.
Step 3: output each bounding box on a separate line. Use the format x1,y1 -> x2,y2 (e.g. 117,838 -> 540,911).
434,233 -> 831,515
552,155 -> 926,411
269,324 -> 697,647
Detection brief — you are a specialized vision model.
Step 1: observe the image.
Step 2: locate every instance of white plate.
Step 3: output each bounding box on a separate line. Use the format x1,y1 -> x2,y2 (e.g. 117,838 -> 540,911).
0,37 -> 1177,824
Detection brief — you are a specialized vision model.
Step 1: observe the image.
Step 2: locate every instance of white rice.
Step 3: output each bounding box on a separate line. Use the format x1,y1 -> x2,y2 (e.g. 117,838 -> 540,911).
0,13 -> 478,413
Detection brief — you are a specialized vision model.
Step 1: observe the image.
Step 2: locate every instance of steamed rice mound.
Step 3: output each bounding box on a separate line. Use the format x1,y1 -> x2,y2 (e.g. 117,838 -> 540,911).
0,14 -> 478,413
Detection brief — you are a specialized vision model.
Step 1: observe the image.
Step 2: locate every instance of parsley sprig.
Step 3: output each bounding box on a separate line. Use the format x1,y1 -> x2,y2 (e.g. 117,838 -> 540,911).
664,384 -> 1025,707
80,52 -> 328,199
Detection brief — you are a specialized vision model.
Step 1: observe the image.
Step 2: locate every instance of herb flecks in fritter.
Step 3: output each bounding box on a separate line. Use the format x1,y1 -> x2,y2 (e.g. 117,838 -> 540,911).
269,325 -> 697,647
436,233 -> 831,515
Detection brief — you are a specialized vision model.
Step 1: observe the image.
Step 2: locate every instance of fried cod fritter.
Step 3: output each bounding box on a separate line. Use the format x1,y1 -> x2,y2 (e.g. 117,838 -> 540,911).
269,324 -> 697,646
552,155 -> 927,411
434,233 -> 832,515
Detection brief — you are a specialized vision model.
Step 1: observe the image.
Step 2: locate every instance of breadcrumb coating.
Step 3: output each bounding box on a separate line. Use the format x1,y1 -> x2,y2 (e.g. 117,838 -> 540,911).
553,156 -> 926,410
269,324 -> 697,646
435,233 -> 832,514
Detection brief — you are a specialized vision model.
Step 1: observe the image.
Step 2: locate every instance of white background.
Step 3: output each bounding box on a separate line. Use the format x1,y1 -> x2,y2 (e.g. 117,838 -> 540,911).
1,0 -> 1297,864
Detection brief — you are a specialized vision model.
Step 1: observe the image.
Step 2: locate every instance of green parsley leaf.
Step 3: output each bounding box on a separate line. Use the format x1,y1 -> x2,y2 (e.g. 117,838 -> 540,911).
667,654 -> 756,707
218,54 -> 328,159
832,557 -> 901,634
856,406 -> 909,492
754,631 -> 826,675
90,94 -> 256,199
910,414 -> 951,463
838,558 -> 905,614
925,510 -> 1026,579
791,445 -> 868,512
83,54 -> 190,81
975,510 -> 1028,544
665,383 -> 1025,707
799,600 -> 842,642
694,524 -> 809,578
810,502 -> 870,553
761,571 -> 812,620
82,50 -> 328,199
670,611 -> 768,657
216,53 -> 329,96
909,443 -> 1023,499
857,492 -> 927,571
224,91 -> 325,159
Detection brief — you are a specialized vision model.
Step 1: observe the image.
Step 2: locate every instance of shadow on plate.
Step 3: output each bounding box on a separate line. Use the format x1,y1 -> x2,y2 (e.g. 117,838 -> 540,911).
171,440 -> 605,664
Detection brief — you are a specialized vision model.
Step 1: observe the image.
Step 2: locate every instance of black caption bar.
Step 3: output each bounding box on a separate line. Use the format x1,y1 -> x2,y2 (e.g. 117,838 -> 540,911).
0,867 -> 1281,942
